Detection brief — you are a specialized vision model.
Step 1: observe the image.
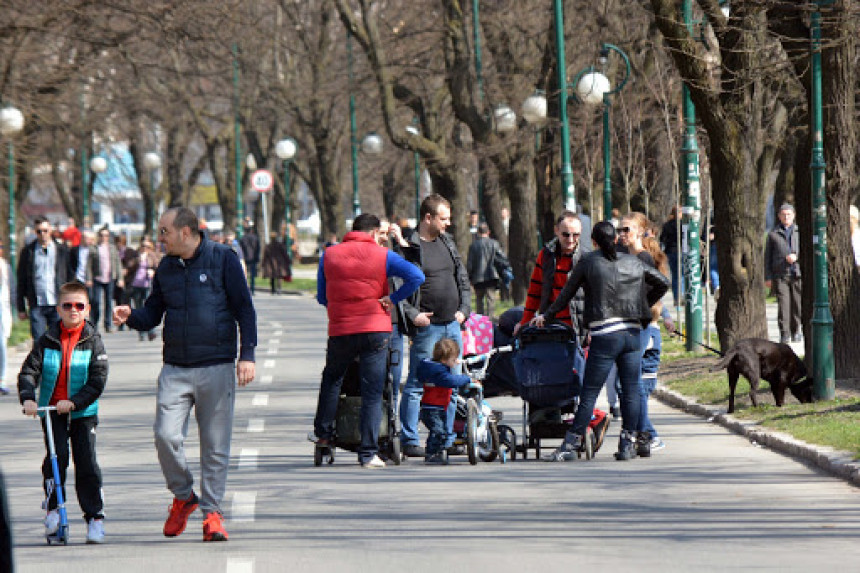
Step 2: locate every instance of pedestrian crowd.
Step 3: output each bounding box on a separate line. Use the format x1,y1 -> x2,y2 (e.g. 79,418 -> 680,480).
5,195 -> 860,552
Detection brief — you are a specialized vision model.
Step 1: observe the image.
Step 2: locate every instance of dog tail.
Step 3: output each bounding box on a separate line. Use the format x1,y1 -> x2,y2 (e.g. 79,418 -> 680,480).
709,348 -> 736,372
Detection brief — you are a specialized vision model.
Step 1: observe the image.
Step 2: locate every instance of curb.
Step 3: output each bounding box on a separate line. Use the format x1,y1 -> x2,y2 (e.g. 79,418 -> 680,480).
653,385 -> 860,488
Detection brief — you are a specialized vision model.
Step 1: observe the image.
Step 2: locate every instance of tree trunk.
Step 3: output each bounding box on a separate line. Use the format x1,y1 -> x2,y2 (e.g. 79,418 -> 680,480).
501,157 -> 537,305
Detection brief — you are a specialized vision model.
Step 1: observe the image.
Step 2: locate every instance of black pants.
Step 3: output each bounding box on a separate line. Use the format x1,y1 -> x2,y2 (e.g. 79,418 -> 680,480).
41,412 -> 103,521
474,281 -> 496,318
773,276 -> 802,339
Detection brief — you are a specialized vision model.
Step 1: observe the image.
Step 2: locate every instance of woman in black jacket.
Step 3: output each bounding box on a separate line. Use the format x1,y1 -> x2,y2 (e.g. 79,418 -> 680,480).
531,221 -> 669,461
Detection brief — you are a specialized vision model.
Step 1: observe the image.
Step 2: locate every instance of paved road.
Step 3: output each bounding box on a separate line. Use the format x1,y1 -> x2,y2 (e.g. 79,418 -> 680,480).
1,293 -> 857,573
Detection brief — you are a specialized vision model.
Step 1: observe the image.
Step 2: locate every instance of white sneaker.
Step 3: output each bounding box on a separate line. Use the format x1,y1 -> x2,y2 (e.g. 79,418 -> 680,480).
360,455 -> 386,468
86,518 -> 105,544
650,437 -> 666,451
44,509 -> 60,535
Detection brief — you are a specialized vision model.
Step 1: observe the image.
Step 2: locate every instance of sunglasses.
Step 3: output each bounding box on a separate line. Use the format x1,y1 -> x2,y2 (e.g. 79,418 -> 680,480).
36,229 -> 51,234
560,232 -> 581,238
61,302 -> 87,311
619,227 -> 632,234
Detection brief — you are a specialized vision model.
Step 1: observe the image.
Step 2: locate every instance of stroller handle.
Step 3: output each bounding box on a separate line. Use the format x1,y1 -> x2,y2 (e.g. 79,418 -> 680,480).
464,345 -> 514,366
36,406 -> 58,412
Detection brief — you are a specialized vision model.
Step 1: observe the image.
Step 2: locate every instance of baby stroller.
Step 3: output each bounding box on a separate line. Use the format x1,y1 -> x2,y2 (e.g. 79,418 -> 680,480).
513,323 -> 597,460
449,346 -> 515,465
314,348 -> 402,466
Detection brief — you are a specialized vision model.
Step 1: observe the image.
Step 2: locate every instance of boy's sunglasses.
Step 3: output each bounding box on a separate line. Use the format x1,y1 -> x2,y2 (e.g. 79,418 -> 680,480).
61,302 -> 87,311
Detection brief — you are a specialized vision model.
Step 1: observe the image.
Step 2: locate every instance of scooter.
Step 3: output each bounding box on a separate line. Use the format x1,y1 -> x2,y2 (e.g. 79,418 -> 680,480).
37,406 -> 69,545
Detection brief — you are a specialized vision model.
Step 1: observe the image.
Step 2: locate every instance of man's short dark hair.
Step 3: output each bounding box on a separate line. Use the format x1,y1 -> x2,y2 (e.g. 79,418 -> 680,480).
420,193 -> 451,221
34,216 -> 49,228
166,207 -> 199,234
477,222 -> 490,235
352,213 -> 381,233
555,210 -> 580,226
59,281 -> 90,302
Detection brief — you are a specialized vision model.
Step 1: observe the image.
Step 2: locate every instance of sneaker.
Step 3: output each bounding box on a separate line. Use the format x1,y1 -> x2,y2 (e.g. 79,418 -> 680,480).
0,385 -> 9,396
614,430 -> 637,461
636,431 -> 652,458
543,433 -> 581,462
44,509 -> 60,535
202,512 -> 228,542
360,455 -> 386,468
592,415 -> 611,453
163,492 -> 199,537
86,518 -> 105,544
424,452 -> 448,465
446,444 -> 465,456
650,437 -> 666,451
402,444 -> 425,458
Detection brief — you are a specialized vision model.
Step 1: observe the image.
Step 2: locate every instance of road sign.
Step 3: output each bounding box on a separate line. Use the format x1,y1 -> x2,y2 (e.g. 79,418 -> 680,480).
251,169 -> 274,193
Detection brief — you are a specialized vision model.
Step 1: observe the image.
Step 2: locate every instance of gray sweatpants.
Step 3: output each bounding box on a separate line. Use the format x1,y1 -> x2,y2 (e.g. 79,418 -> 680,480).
154,363 -> 236,515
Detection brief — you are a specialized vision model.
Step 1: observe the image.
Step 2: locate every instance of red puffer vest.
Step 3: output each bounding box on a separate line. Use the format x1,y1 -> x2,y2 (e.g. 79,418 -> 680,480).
323,232 -> 391,336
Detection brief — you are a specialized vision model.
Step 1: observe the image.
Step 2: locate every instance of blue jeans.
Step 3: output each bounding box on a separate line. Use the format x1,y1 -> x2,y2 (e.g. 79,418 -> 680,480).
29,306 -> 59,341
399,321 -> 462,447
313,332 -> 391,463
91,280 -> 114,331
637,326 -> 662,437
570,328 -> 642,437
420,407 -> 447,456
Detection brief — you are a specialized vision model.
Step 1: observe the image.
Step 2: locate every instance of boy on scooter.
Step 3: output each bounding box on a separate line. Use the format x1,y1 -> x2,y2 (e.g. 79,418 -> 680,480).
19,282 -> 109,544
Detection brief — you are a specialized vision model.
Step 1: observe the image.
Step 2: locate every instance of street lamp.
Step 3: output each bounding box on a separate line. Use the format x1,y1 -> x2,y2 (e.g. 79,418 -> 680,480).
521,93 -> 547,125
573,43 -> 631,221
232,42 -> 243,239
89,156 -> 107,229
406,122 -> 422,221
0,105 -> 24,271
143,152 -> 161,237
809,0 -> 835,400
275,137 -> 297,257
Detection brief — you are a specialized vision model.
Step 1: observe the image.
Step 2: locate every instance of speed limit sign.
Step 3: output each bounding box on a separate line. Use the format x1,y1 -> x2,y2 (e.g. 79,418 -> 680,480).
250,169 -> 274,193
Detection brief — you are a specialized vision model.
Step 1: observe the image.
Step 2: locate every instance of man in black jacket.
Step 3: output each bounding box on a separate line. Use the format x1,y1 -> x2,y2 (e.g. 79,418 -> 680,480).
765,203 -> 802,344
17,217 -> 69,340
467,222 -> 509,318
239,223 -> 260,294
398,194 -> 471,458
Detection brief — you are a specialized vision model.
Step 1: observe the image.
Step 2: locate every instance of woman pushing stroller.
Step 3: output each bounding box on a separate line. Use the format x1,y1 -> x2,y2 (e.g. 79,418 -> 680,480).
530,222 -> 669,461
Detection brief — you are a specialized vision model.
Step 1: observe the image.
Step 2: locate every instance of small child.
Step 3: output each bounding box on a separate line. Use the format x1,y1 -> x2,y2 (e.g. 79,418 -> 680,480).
417,338 -> 471,465
18,282 -> 109,544
636,304 -> 664,456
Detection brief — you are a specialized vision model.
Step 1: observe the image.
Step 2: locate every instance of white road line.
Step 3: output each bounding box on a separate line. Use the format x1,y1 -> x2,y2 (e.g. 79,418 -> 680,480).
247,419 -> 264,433
238,448 -> 258,470
260,375 -> 273,385
266,347 -> 277,355
231,492 -> 257,523
263,359 -> 275,369
251,394 -> 269,407
270,321 -> 282,328
273,330 -> 283,336
225,557 -> 254,573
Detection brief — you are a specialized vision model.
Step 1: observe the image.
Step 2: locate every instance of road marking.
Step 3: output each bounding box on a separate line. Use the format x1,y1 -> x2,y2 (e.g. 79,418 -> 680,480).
247,419 -> 264,433
231,492 -> 257,523
273,330 -> 283,336
266,347 -> 277,355
263,359 -> 275,369
225,557 -> 254,573
252,394 -> 269,407
271,321 -> 282,328
238,448 -> 258,470
260,375 -> 273,385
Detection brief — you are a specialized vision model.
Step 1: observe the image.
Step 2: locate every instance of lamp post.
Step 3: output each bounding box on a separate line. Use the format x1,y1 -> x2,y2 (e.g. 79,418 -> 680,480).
552,0 -> 575,211
0,106 -> 24,272
232,43 -> 244,238
276,138 -> 298,256
89,156 -> 107,230
143,152 -> 161,236
347,30 -> 361,218
679,0 -> 704,351
406,122 -> 422,221
810,0 -> 835,400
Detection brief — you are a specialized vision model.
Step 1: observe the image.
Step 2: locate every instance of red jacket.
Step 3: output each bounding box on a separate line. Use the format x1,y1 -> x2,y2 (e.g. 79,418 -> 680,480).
323,232 -> 391,336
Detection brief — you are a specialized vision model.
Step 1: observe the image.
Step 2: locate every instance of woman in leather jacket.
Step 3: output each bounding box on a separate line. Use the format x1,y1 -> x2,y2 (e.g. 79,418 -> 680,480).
530,221 -> 669,461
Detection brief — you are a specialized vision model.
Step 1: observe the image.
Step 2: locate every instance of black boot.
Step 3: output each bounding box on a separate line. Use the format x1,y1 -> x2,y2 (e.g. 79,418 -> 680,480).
543,431 -> 582,462
614,430 -> 636,461
636,431 -> 652,458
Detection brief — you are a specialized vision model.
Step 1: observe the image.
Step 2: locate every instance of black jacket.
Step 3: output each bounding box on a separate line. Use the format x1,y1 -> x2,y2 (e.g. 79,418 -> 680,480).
764,224 -> 800,279
545,251 -> 669,327
467,236 -> 508,286
17,240 -> 70,314
399,230 -> 470,336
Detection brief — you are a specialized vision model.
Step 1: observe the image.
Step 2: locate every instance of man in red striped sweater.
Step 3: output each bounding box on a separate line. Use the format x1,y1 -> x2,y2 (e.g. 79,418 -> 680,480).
518,211 -> 587,341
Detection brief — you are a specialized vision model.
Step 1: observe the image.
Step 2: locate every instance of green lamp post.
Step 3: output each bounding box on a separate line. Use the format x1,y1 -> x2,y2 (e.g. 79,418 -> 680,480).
143,152 -> 161,236
232,43 -> 244,238
0,105 -> 24,272
406,121 -> 422,221
276,137 -> 298,256
552,0 -> 575,211
809,0 -> 835,400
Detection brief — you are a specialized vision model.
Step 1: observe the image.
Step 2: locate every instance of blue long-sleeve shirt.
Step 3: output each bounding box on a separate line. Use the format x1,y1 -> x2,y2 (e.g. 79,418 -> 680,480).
316,250 -> 425,307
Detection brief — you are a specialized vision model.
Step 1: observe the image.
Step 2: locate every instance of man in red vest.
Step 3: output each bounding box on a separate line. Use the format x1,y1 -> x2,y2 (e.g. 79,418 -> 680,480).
311,213 -> 424,468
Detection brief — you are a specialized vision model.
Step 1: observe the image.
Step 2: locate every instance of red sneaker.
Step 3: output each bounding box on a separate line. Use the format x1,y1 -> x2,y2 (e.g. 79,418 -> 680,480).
202,512 -> 228,542
163,492 -> 199,537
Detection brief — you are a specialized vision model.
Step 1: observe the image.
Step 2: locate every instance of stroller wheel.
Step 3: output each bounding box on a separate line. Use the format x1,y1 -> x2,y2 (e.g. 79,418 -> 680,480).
389,437 -> 402,466
584,427 -> 595,460
498,425 -> 517,462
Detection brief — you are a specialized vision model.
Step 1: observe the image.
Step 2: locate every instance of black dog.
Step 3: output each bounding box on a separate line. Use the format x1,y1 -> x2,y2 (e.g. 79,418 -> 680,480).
710,338 -> 812,413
